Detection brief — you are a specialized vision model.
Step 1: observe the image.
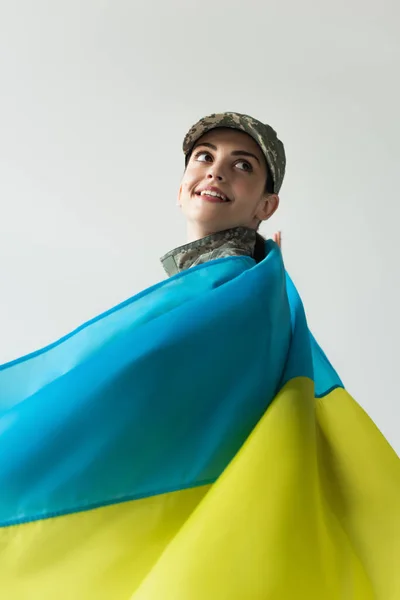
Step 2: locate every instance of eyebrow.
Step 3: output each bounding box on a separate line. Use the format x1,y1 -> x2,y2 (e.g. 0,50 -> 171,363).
193,142 -> 261,165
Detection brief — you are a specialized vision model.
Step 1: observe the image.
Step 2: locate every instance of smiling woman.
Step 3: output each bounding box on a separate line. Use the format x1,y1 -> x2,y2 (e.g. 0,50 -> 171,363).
1,111 -> 399,600
181,128 -> 276,232
160,111 -> 285,276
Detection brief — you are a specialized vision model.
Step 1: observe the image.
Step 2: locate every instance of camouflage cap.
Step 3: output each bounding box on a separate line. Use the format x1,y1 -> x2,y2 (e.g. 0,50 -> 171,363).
182,111 -> 286,194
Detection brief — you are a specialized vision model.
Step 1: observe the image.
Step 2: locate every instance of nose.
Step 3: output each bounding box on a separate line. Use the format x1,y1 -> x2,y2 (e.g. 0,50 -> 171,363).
207,170 -> 224,182
206,160 -> 225,181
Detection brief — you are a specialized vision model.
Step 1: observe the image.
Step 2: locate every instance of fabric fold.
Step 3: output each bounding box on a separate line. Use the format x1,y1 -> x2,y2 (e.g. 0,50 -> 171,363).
0,241 -> 398,599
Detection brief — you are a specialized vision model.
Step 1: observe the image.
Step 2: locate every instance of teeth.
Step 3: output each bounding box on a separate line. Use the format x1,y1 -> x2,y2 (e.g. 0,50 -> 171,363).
200,190 -> 228,201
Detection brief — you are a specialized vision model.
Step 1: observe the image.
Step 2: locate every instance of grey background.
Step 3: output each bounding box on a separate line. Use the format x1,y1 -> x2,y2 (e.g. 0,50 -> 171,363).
0,1 -> 399,451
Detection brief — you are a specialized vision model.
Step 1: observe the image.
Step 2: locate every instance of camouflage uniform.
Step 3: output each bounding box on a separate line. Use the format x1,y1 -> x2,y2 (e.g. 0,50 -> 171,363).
160,226 -> 264,277
161,112 -> 285,277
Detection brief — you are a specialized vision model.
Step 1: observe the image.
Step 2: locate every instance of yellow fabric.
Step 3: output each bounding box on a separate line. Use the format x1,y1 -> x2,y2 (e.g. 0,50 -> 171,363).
1,377 -> 399,599
133,379 -> 400,599
0,486 -> 210,599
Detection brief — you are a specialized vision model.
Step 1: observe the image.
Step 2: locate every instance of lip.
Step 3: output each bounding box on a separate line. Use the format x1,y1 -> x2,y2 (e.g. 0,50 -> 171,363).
200,195 -> 227,204
195,186 -> 231,202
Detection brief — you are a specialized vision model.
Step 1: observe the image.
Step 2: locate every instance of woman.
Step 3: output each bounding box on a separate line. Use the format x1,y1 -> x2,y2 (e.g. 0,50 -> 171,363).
161,111 -> 284,276
0,112 -> 399,600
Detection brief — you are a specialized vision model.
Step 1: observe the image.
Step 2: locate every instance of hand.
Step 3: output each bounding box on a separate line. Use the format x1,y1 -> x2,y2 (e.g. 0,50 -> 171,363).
272,231 -> 282,249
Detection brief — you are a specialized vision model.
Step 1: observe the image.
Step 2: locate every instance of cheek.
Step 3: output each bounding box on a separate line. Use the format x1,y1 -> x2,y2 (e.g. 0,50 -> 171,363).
181,169 -> 199,193
233,178 -> 255,202
236,176 -> 263,199
179,179 -> 194,207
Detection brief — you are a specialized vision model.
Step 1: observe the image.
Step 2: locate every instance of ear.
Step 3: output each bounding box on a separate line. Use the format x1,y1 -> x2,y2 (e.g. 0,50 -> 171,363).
256,194 -> 279,222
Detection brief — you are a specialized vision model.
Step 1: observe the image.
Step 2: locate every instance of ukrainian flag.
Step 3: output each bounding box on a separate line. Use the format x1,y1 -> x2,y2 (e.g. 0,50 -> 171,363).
0,241 -> 399,599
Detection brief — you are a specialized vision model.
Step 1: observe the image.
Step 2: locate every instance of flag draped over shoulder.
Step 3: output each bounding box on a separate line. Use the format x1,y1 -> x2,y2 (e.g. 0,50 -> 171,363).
0,241 -> 399,600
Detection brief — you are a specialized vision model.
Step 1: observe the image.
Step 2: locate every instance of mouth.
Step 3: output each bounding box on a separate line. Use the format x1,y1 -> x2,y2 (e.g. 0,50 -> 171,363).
195,190 -> 232,203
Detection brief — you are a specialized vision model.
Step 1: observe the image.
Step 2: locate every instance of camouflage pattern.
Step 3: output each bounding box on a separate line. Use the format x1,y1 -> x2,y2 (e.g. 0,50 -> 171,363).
182,112 -> 286,194
160,226 -> 257,277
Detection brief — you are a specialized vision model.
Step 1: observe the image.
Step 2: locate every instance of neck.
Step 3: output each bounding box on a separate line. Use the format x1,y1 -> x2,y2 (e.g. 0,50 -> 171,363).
186,221 -> 258,243
186,222 -> 215,243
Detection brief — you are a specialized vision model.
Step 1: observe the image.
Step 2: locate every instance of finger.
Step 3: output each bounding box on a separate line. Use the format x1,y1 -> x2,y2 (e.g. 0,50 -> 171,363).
273,231 -> 282,248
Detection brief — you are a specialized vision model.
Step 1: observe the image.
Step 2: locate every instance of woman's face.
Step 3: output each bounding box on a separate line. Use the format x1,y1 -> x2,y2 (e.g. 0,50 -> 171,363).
178,127 -> 279,239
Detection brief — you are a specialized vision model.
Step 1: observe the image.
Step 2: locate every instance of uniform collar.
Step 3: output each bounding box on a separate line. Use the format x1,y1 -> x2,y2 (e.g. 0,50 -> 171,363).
160,227 -> 257,277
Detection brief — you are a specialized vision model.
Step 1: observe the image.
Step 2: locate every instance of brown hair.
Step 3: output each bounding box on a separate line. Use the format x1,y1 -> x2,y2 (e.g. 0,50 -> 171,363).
253,231 -> 267,263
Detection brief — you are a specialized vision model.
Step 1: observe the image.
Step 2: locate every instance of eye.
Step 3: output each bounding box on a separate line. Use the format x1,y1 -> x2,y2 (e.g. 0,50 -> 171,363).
193,151 -> 253,173
235,160 -> 253,172
194,151 -> 213,162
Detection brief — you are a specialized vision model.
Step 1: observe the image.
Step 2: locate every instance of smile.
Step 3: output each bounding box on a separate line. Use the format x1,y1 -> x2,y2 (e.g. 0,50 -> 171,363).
195,188 -> 231,203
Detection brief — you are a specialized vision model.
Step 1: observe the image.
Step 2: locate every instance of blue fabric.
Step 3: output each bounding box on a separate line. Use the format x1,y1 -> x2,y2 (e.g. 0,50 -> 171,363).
0,241 -> 342,526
